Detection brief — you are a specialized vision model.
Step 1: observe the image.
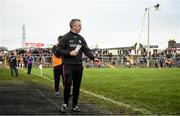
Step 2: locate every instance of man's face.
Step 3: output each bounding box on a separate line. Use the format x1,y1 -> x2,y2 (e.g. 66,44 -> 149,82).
72,21 -> 82,33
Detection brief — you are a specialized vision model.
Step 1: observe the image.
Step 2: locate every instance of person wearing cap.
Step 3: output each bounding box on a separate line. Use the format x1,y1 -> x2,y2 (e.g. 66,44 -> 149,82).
56,19 -> 101,113
52,36 -> 64,97
8,53 -> 18,77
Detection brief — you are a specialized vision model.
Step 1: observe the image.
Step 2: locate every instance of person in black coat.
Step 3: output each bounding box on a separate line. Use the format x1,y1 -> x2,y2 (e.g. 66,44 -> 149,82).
8,53 -> 18,77
56,19 -> 101,113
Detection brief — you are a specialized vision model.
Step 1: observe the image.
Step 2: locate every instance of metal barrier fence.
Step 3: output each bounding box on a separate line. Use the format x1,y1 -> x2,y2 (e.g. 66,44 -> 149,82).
13,54 -> 180,68
98,56 -> 180,68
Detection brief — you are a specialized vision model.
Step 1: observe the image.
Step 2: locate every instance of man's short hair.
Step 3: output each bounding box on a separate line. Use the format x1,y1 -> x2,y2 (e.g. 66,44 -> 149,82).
69,19 -> 81,29
52,45 -> 57,53
58,36 -> 63,43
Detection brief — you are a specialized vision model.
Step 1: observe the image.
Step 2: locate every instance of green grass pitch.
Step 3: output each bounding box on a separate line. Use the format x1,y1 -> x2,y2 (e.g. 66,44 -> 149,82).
30,67 -> 180,115
1,67 -> 180,114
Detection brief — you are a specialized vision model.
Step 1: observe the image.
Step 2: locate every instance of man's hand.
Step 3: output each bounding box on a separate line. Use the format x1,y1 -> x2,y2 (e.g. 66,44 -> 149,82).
94,58 -> 101,65
70,50 -> 78,56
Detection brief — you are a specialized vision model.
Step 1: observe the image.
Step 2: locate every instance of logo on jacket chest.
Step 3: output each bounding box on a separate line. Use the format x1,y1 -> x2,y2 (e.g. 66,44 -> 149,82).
69,39 -> 81,43
69,39 -> 82,47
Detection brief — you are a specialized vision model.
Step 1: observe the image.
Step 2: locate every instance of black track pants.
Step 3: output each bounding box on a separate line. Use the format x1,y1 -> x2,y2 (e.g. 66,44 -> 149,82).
53,65 -> 64,92
63,64 -> 83,107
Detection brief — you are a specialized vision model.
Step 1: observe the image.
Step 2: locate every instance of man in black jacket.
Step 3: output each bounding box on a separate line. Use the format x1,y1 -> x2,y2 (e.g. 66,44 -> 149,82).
56,19 -> 101,113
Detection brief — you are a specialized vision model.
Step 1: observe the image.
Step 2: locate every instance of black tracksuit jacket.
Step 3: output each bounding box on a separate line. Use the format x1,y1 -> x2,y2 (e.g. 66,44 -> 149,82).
55,31 -> 95,65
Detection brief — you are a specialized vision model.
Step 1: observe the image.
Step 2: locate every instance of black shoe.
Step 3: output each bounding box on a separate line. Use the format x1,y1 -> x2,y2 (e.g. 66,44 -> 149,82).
61,104 -> 67,113
71,106 -> 81,112
55,92 -> 60,98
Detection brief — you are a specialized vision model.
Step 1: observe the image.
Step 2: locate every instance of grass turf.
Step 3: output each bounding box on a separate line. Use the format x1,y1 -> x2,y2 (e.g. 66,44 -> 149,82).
1,67 -> 180,114
82,68 -> 180,114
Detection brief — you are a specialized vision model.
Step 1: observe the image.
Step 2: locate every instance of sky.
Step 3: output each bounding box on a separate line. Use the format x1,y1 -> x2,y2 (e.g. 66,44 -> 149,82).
0,0 -> 180,50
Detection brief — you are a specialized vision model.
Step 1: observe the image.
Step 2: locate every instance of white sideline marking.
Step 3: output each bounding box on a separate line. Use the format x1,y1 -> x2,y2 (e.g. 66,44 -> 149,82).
80,89 -> 152,114
37,74 -> 53,82
21,69 -> 152,114
35,89 -> 60,109
21,69 -> 53,82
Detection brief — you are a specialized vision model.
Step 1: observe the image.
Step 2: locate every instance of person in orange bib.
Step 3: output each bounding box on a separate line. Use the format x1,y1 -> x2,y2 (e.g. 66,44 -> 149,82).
52,36 -> 64,97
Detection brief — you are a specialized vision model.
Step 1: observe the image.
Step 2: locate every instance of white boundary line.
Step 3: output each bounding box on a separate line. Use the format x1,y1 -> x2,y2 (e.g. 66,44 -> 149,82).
80,89 -> 152,114
21,69 -> 152,114
35,89 -> 61,109
21,69 -> 53,82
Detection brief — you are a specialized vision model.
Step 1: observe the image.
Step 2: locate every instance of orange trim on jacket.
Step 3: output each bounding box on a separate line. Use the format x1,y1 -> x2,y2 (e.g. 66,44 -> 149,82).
52,53 -> 62,67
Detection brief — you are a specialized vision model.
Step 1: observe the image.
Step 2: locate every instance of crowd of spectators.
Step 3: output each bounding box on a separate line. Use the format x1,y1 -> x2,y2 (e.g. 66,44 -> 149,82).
93,48 -> 180,68
0,47 -> 180,68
